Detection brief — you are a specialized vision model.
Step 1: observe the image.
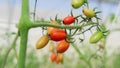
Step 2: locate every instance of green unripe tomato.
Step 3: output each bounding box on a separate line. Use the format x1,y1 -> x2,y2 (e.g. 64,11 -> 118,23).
83,8 -> 95,18
71,0 -> 84,9
90,31 -> 103,44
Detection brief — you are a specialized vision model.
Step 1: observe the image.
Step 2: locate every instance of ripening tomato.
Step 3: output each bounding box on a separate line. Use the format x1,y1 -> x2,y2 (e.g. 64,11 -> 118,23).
51,52 -> 57,62
49,41 -> 54,52
55,53 -> 64,64
71,0 -> 84,9
50,28 -> 66,41
55,56 -> 61,64
89,31 -> 103,44
63,16 -> 75,25
36,35 -> 49,49
57,40 -> 70,53
83,8 -> 95,18
58,53 -> 64,61
47,21 -> 58,34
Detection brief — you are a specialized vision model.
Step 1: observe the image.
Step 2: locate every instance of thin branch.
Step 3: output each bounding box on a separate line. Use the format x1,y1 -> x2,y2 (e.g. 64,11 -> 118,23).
1,33 -> 19,68
33,0 -> 38,22
29,21 -> 97,29
71,43 -> 92,68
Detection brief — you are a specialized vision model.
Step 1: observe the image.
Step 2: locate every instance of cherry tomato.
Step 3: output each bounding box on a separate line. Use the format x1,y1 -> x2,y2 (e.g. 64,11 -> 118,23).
51,52 -> 57,62
71,0 -> 84,9
57,40 -> 70,53
89,31 -> 103,44
50,28 -> 66,41
58,53 -> 64,61
55,56 -> 61,64
83,8 -> 95,18
47,21 -> 58,34
49,41 -> 54,52
36,35 -> 49,49
63,16 -> 75,25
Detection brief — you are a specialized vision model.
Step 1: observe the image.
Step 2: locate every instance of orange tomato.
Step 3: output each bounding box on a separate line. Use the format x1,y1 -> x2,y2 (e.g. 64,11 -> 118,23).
51,52 -> 57,62
55,53 -> 64,64
56,40 -> 70,53
55,56 -> 61,64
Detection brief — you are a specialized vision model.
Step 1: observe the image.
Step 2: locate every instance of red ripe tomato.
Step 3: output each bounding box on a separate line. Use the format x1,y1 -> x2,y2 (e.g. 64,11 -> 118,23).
50,28 -> 66,41
63,16 -> 75,25
51,52 -> 57,62
56,40 -> 70,53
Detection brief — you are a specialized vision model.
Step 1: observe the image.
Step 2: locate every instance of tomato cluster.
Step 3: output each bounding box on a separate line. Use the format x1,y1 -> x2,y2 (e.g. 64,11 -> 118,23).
36,20 -> 71,64
35,0 -> 105,65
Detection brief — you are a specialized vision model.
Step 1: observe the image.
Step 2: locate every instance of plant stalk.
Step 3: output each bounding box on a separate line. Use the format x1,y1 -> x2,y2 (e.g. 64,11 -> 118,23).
1,33 -> 19,68
71,43 -> 92,68
18,0 -> 30,68
18,30 -> 28,68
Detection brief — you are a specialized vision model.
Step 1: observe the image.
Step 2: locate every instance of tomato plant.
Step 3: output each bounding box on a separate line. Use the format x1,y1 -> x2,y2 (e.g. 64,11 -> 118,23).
56,40 -> 70,53
89,31 -> 103,43
63,16 -> 75,25
36,35 -> 49,49
50,28 -> 66,41
3,0 -> 109,68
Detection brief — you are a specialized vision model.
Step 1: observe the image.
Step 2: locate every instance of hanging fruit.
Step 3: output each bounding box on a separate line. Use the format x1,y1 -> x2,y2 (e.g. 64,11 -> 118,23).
56,40 -> 70,53
50,28 -> 66,41
71,0 -> 84,9
83,8 -> 95,18
36,35 -> 49,49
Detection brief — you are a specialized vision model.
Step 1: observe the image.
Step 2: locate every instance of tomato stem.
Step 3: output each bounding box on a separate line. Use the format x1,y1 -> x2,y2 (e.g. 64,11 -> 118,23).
18,0 -> 30,68
1,33 -> 19,68
18,30 -> 28,68
71,43 -> 92,68
103,37 -> 108,68
29,21 -> 98,29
